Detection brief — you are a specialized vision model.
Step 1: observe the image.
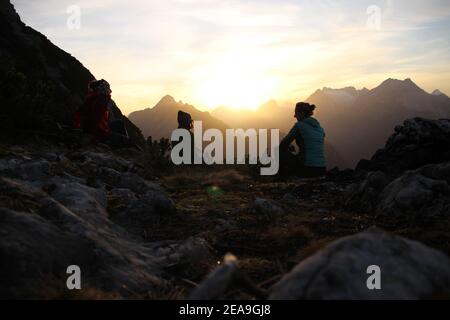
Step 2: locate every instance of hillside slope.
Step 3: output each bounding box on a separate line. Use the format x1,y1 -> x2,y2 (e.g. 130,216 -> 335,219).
0,0 -> 144,145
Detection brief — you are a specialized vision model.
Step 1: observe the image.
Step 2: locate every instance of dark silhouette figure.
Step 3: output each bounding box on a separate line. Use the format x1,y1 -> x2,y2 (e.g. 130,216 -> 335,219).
74,79 -> 132,148
177,110 -> 194,130
279,102 -> 327,177
172,110 -> 196,163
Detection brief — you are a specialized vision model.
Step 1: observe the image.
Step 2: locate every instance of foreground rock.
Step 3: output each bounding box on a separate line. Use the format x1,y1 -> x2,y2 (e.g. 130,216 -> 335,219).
269,228 -> 450,299
0,145 -> 212,298
189,254 -> 267,300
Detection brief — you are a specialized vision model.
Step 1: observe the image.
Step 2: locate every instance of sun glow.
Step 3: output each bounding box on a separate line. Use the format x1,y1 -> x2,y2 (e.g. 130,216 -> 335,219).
192,51 -> 279,110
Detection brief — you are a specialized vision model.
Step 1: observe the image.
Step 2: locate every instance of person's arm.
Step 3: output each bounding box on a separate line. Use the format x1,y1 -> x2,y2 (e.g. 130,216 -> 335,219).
280,124 -> 298,151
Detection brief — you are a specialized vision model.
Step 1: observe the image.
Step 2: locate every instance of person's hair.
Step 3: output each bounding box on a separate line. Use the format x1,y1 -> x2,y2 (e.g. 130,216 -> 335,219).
295,102 -> 316,117
88,79 -> 111,94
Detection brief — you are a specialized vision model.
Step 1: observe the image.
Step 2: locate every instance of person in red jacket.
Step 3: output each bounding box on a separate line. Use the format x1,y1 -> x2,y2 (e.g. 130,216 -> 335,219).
74,79 -> 112,141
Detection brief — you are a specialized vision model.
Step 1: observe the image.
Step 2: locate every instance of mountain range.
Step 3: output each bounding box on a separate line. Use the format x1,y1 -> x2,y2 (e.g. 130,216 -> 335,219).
307,78 -> 450,167
130,78 -> 449,169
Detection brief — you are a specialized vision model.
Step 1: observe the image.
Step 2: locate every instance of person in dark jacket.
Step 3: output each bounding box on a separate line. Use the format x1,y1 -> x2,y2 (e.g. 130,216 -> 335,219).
172,110 -> 196,163
177,110 -> 194,131
74,79 -> 111,140
279,102 -> 327,177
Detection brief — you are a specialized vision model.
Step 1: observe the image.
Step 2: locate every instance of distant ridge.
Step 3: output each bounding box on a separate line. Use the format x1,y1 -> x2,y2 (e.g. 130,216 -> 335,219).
129,95 -> 228,140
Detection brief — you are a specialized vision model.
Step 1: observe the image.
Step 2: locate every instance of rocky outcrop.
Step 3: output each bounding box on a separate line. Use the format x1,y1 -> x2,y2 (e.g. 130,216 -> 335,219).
357,118 -> 450,174
345,118 -> 450,216
269,228 -> 450,299
0,146 -> 211,298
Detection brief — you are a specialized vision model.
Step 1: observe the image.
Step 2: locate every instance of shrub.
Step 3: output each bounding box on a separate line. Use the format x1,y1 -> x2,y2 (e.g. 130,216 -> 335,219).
144,136 -> 174,177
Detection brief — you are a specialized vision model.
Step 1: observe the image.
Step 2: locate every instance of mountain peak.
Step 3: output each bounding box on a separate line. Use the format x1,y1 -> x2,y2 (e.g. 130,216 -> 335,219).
161,94 -> 176,103
381,77 -> 416,86
376,78 -> 422,93
155,95 -> 177,108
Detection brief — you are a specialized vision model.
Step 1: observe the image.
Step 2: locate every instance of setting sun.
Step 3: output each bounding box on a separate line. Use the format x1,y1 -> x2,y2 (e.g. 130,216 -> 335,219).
191,51 -> 280,110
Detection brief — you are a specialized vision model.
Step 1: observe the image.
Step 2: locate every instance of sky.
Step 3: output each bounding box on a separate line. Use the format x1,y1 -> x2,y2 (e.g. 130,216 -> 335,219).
11,0 -> 450,114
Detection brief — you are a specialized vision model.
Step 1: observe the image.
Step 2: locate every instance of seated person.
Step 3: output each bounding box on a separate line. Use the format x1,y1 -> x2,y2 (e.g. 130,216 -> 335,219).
172,110 -> 196,163
74,79 -> 132,148
279,102 -> 327,178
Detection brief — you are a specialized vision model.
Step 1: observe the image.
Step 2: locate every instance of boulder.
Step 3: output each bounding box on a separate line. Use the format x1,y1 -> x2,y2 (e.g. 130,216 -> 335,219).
269,228 -> 450,299
377,166 -> 450,216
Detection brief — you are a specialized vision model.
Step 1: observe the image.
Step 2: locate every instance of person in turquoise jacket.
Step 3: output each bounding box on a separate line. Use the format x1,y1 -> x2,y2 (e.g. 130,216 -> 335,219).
279,102 -> 327,177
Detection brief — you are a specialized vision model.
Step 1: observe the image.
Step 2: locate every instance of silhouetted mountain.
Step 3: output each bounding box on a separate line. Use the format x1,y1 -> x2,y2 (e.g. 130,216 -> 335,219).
307,78 -> 450,168
129,95 -> 228,139
0,0 -> 144,145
